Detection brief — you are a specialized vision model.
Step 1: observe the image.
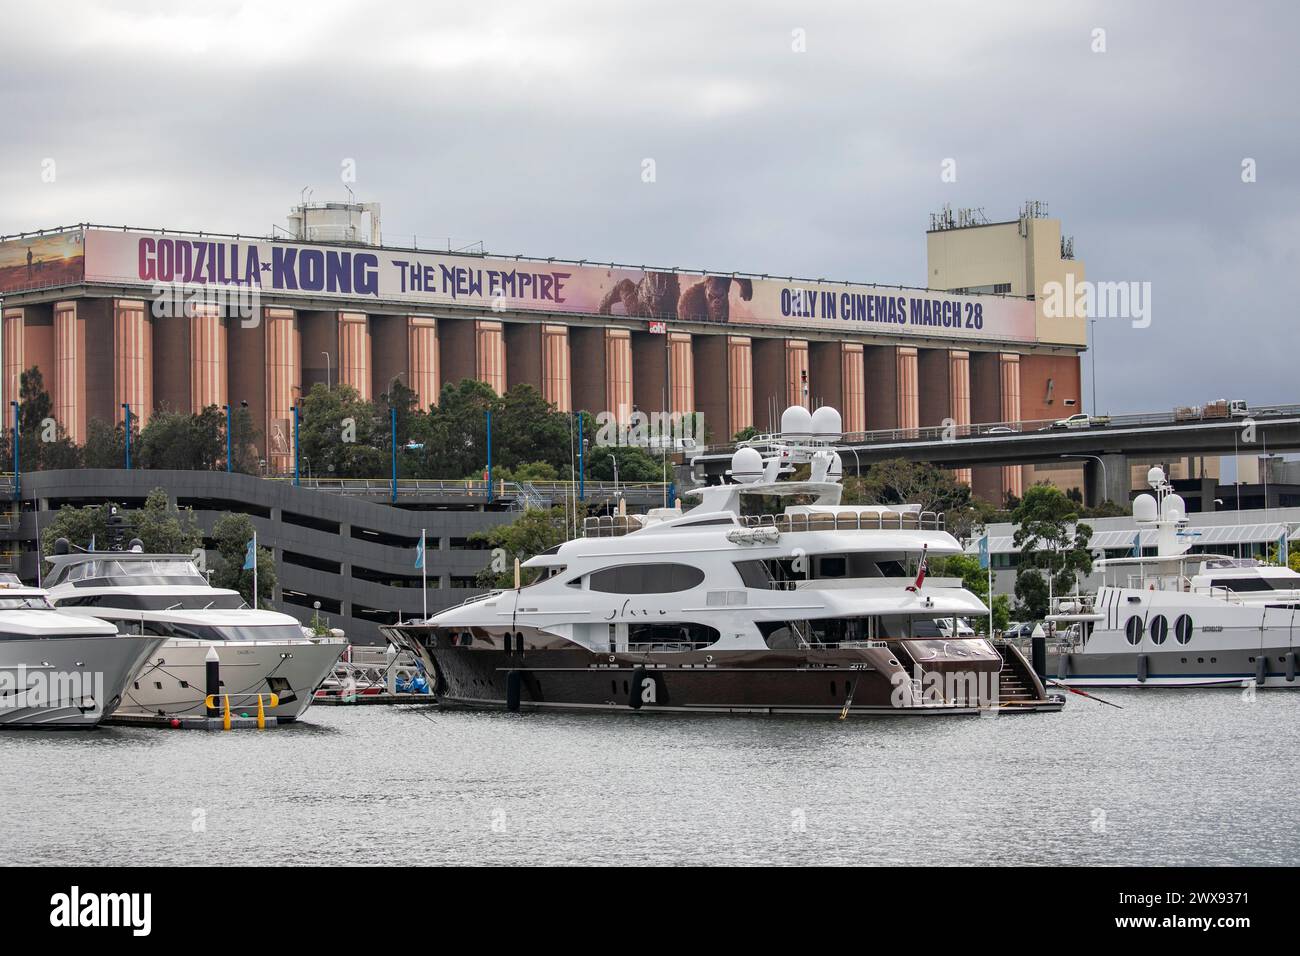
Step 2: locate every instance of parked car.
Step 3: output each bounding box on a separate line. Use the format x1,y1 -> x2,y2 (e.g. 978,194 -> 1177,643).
1051,412 -> 1110,429
986,425 -> 1018,434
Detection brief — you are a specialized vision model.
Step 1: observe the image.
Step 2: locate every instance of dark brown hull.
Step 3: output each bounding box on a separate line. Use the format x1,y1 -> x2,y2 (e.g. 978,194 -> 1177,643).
382,626 -> 1063,717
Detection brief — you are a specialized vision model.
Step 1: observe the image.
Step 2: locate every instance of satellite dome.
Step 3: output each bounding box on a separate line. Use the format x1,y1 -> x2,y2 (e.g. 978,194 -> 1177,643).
730,447 -> 764,484
1146,466 -> 1166,488
1161,493 -> 1186,521
1133,493 -> 1157,523
810,406 -> 842,443
780,404 -> 813,441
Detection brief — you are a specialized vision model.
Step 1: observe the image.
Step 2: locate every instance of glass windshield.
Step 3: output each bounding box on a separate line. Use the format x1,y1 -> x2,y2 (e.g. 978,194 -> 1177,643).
63,558 -> 207,586
0,595 -> 55,610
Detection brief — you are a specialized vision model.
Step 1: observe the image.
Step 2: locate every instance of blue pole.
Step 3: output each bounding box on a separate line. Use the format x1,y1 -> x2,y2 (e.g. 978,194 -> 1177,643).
10,401 -> 19,502
390,405 -> 397,503
292,405 -> 300,486
486,409 -> 493,503
225,403 -> 233,473
122,403 -> 132,469
577,412 -> 584,501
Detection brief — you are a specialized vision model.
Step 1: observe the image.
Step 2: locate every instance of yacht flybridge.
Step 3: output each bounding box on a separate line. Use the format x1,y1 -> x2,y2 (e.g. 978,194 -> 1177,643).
1046,466 -> 1300,688
0,573 -> 165,728
43,542 -> 346,721
385,406 -> 1062,717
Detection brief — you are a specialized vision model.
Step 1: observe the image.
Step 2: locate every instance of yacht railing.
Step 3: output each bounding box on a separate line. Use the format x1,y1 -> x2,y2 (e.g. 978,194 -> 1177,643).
581,510 -> 945,538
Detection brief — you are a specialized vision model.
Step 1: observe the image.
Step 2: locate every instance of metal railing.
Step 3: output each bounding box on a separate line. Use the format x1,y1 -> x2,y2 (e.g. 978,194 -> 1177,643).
701,402 -> 1300,457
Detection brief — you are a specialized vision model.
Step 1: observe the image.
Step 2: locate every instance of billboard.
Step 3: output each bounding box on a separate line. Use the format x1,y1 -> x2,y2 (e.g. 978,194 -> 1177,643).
0,230 -> 85,294
81,228 -> 1037,342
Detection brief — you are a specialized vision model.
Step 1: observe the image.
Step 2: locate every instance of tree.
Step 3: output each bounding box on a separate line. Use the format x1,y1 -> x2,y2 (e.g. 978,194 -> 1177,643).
471,506 -> 578,588
82,418 -> 128,468
930,552 -> 1010,635
210,512 -> 275,605
137,406 -> 225,470
297,383 -> 385,479
844,458 -> 980,536
15,366 -> 81,470
494,383 -> 571,473
415,378 -> 497,479
732,425 -> 758,443
586,443 -> 663,483
132,488 -> 203,554
40,488 -> 201,557
1011,483 -> 1094,620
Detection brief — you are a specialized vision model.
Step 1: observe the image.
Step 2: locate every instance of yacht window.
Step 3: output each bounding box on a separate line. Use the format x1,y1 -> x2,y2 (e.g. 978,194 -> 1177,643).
677,518 -> 736,528
1174,614 -> 1193,645
817,557 -> 848,578
587,563 -> 705,594
1150,614 -> 1169,645
627,622 -> 719,649
1125,616 -> 1144,645
1209,578 -> 1273,592
142,622 -> 307,642
0,595 -> 54,610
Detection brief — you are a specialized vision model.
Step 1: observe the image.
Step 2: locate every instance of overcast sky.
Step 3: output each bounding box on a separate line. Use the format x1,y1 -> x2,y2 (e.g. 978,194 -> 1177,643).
1,0 -> 1296,416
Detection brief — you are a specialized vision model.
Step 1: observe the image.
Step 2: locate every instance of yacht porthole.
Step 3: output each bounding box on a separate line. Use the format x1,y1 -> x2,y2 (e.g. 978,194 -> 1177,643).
1174,614 -> 1193,645
1124,616 -> 1144,646
1150,615 -> 1168,645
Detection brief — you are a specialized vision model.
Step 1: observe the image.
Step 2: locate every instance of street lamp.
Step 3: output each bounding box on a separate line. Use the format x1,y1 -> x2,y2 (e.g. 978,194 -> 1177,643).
1061,454 -> 1108,507
221,400 -> 248,473
121,403 -> 132,469
10,400 -> 19,502
609,454 -> 620,498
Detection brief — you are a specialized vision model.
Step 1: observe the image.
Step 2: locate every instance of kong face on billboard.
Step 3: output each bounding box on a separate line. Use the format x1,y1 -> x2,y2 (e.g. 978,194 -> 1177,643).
68,227 -> 1038,342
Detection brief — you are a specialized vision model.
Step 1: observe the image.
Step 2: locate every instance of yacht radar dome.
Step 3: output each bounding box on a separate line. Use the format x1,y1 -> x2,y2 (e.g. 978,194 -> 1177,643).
780,404 -> 813,441
729,446 -> 764,484
1147,466 -> 1167,489
1160,493 -> 1186,522
1133,493 -> 1158,523
809,406 -> 843,443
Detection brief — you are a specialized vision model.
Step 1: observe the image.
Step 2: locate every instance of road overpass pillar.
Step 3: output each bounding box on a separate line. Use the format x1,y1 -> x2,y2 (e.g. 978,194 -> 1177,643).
1086,453 -> 1130,507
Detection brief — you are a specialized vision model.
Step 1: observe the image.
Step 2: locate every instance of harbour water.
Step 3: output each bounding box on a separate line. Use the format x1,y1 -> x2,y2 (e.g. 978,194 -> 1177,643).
3,690 -> 1297,867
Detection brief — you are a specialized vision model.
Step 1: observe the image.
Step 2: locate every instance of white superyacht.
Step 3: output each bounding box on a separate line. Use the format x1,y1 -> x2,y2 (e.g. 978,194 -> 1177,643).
386,406 -> 1061,717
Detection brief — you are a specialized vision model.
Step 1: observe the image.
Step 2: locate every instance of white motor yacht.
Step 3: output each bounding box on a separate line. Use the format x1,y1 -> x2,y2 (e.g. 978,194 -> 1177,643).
44,542 -> 346,720
0,573 -> 164,728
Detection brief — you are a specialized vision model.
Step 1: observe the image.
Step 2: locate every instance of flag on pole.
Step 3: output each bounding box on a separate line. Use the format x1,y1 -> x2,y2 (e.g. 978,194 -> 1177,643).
1131,532 -> 1141,558
415,535 -> 425,569
243,538 -> 256,570
88,534 -> 95,552
907,545 -> 928,593
1279,531 -> 1289,566
978,534 -> 989,571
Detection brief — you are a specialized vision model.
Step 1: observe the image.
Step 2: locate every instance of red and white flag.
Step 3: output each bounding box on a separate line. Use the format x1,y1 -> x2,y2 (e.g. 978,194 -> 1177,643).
906,545 -> 928,593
